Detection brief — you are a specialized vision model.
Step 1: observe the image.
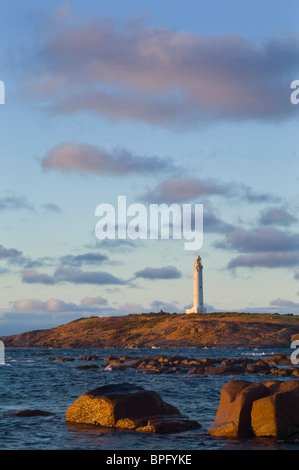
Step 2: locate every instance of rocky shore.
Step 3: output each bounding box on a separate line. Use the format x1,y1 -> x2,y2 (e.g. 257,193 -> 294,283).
103,352 -> 299,378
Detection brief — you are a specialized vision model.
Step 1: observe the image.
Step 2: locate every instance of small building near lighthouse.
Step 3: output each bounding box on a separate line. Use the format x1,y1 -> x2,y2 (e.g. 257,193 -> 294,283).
185,255 -> 206,314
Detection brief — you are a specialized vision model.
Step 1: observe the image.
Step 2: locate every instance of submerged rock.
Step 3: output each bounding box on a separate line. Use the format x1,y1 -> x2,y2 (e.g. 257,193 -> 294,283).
79,355 -> 101,361
135,415 -> 200,433
76,364 -> 99,370
2,409 -> 54,417
65,383 -> 200,433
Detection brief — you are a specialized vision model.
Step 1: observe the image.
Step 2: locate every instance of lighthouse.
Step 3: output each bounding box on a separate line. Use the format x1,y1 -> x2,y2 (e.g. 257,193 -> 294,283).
185,255 -> 206,314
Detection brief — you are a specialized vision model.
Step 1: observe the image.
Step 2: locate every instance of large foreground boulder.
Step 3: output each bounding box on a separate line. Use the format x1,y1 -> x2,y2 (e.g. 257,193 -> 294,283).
208,380 -> 270,438
251,380 -> 299,437
209,379 -> 299,438
66,383 -> 200,433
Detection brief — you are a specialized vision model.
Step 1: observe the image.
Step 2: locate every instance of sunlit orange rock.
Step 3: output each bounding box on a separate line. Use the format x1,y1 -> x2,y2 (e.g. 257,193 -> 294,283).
65,383 -> 200,433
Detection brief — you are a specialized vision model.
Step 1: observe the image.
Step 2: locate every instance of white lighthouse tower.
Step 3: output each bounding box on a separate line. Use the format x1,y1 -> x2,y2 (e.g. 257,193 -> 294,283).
185,255 -> 206,314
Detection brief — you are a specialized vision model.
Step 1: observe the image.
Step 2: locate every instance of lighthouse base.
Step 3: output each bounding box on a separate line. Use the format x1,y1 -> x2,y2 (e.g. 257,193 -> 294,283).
185,306 -> 206,314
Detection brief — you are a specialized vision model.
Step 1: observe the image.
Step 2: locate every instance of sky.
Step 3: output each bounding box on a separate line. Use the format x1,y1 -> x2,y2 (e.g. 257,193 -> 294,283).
1,0 -> 299,335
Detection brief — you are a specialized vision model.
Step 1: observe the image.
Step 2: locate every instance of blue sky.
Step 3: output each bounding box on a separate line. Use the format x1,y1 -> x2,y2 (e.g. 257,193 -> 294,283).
1,1 -> 299,334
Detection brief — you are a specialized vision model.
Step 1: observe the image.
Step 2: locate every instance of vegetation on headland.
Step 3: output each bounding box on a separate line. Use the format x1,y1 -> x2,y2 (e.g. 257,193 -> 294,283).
1,311 -> 299,349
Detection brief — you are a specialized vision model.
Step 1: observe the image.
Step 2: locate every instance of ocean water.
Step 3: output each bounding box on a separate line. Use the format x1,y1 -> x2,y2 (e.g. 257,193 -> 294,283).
0,347 -> 298,451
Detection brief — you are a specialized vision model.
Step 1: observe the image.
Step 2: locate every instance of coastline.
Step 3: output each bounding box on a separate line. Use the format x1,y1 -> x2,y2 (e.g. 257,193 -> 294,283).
1,312 -> 299,349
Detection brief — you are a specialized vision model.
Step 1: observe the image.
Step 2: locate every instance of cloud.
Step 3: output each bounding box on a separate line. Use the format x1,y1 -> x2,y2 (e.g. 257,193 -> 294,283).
11,298 -> 77,312
80,296 -> 108,306
87,238 -> 138,252
117,302 -> 147,314
22,264 -> 126,286
41,142 -> 175,176
53,3 -> 71,20
54,266 -> 125,285
0,243 -> 110,275
59,252 -> 108,267
204,206 -> 235,234
21,13 -> 299,129
0,244 -> 23,262
143,177 -> 232,203
0,268 -> 9,276
0,193 -> 34,212
215,225 -> 299,270
134,265 -> 182,280
0,244 -> 55,271
40,202 -> 62,213
258,206 -> 297,226
269,297 -> 299,312
10,296 -> 108,313
22,269 -> 56,285
150,300 -> 182,312
228,252 -> 299,269
215,227 -> 299,253
142,177 -> 278,204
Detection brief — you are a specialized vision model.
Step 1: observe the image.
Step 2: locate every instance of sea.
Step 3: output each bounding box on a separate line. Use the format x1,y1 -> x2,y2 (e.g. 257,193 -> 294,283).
0,347 -> 298,451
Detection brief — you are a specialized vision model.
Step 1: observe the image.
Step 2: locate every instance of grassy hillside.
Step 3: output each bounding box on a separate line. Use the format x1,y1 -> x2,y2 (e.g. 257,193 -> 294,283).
1,312 -> 299,349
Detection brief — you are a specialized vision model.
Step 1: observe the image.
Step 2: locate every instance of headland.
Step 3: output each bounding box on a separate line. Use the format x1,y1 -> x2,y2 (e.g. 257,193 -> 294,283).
1,311 -> 299,349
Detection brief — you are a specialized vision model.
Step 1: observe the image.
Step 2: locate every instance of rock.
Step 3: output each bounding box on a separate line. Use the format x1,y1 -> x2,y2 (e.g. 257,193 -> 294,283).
221,357 -> 252,366
187,366 -> 205,374
136,368 -> 161,374
76,364 -> 99,370
198,357 -> 215,365
79,355 -> 100,361
204,365 -> 225,375
102,354 -> 297,376
208,380 -> 270,437
105,359 -> 142,370
164,367 -> 181,374
65,383 -> 200,433
246,362 -> 270,374
2,409 -> 54,417
276,368 -> 292,377
251,380 -> 299,437
209,379 -> 299,438
48,356 -> 74,361
114,414 -> 200,433
204,365 -> 245,375
54,357 -> 74,362
136,415 -> 200,433
264,353 -> 290,365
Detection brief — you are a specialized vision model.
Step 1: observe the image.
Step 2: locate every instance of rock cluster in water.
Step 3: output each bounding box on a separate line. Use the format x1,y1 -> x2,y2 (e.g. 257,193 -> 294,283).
103,352 -> 299,377
65,383 -> 200,433
6,351 -> 298,440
